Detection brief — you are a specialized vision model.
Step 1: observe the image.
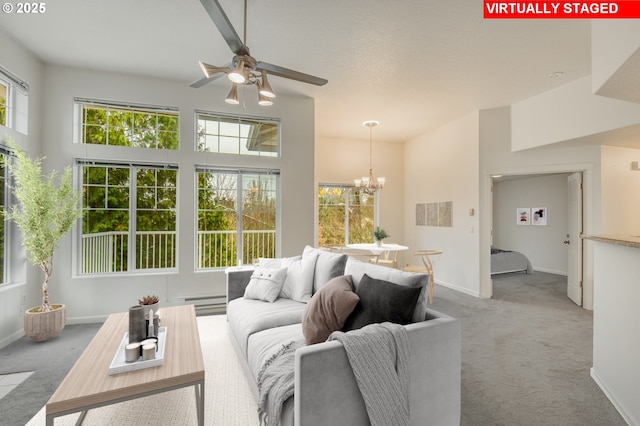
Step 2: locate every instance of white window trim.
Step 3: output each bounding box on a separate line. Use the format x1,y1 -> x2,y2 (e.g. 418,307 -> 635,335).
76,159 -> 180,276
72,98 -> 180,147
195,166 -> 280,269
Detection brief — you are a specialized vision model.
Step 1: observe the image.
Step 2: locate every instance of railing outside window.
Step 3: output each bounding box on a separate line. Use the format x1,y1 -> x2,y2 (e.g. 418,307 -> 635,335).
82,229 -> 275,273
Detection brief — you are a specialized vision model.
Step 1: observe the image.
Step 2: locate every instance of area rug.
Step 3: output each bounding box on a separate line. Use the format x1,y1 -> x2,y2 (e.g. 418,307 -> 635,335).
26,315 -> 259,425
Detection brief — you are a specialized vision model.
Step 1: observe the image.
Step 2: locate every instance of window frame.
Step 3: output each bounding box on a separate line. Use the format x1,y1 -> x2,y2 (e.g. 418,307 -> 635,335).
0,147 -> 11,285
318,184 -> 377,247
195,166 -> 280,269
0,65 -> 29,132
77,160 -> 179,276
0,78 -> 9,128
195,111 -> 280,157
74,98 -> 180,150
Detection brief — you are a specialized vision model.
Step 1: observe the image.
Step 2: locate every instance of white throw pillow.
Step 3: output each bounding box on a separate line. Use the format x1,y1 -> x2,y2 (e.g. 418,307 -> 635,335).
258,256 -> 301,269
244,267 -> 288,303
280,253 -> 319,302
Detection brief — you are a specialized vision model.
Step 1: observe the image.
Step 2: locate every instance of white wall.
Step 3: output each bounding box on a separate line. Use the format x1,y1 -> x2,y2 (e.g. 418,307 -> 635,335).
600,145 -> 640,235
591,21 -> 640,96
492,174 -> 569,275
0,29 -> 45,347
403,112 -> 480,297
511,76 -> 640,151
591,241 -> 640,425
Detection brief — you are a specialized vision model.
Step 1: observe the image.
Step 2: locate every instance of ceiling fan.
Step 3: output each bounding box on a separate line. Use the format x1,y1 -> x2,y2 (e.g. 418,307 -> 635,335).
190,0 -> 328,106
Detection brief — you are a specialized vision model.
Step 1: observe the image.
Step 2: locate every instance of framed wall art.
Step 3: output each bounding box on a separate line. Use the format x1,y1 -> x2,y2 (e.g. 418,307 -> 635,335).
531,207 -> 547,225
517,208 -> 530,225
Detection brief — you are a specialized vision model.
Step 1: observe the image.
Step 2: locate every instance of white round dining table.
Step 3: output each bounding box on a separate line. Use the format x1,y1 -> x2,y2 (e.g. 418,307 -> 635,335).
346,243 -> 409,255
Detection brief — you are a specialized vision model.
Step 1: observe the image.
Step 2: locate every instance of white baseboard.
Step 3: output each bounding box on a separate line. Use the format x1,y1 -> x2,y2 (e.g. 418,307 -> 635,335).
0,330 -> 24,350
435,279 -> 480,298
66,315 -> 109,324
532,267 -> 567,276
590,367 -> 634,425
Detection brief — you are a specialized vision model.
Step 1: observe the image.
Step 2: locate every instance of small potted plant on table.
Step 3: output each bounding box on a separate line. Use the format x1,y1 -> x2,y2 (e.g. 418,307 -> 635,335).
2,137 -> 83,342
138,294 -> 160,318
373,226 -> 390,246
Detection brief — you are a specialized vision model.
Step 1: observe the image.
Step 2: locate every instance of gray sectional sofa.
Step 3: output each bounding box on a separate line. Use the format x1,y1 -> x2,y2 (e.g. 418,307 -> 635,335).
225,246 -> 461,426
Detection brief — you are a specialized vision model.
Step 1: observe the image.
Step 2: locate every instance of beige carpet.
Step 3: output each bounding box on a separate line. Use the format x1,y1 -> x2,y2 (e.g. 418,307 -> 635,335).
26,315 -> 259,426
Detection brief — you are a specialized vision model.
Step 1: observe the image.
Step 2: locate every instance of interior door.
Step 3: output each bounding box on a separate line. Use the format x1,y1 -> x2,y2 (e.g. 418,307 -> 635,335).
566,172 -> 583,306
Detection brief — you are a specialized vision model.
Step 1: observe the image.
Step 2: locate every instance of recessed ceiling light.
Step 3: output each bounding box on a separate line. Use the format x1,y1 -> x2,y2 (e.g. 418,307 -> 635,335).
491,174 -> 503,178
548,71 -> 564,79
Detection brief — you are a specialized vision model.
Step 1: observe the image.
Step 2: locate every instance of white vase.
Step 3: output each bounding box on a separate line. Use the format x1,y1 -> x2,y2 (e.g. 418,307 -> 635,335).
375,240 -> 382,246
142,302 -> 159,318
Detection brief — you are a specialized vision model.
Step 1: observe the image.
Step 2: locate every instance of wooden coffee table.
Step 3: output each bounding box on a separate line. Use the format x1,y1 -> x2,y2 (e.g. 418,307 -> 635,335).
46,305 -> 205,425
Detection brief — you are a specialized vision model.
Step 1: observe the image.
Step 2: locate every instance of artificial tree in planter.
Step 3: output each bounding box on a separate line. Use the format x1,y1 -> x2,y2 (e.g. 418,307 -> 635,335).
2,137 -> 83,342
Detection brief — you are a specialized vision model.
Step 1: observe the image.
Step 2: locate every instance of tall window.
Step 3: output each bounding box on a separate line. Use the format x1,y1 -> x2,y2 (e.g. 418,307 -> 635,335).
318,185 -> 375,247
0,65 -> 29,133
196,112 -> 279,156
0,151 -> 7,284
197,168 -> 278,268
0,80 -> 7,127
80,162 -> 178,274
77,100 -> 179,149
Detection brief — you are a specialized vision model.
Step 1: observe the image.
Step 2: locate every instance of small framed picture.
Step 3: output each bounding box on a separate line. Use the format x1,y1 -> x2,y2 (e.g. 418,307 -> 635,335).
531,207 -> 547,226
517,208 -> 530,225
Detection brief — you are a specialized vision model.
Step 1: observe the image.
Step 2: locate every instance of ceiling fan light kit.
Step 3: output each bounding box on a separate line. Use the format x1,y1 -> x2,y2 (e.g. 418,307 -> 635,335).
225,84 -> 240,105
259,70 -> 276,98
228,60 -> 246,83
191,0 -> 327,106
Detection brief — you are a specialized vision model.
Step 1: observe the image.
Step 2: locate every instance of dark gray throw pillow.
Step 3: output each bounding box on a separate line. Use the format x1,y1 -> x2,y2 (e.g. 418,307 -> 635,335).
342,273 -> 422,331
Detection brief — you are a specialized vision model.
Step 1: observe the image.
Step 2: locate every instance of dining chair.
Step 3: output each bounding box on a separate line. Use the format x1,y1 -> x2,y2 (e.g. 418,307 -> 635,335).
368,244 -> 400,268
403,249 -> 443,303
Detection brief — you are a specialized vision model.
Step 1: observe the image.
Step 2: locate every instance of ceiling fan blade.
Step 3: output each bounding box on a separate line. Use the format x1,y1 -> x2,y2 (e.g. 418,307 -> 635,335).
199,61 -> 231,78
190,61 -> 232,88
190,73 -> 226,88
199,0 -> 247,54
256,62 -> 328,86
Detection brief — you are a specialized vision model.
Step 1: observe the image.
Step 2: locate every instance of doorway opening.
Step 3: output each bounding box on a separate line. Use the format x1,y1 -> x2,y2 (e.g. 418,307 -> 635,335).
488,171 -> 586,308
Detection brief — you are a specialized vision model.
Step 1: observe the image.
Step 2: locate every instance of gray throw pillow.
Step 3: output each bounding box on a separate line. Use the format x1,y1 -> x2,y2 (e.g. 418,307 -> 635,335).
342,274 -> 421,331
302,246 -> 348,292
302,275 -> 360,345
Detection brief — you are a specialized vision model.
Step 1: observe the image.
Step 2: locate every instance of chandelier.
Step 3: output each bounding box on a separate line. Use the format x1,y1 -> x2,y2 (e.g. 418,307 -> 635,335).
354,120 -> 385,194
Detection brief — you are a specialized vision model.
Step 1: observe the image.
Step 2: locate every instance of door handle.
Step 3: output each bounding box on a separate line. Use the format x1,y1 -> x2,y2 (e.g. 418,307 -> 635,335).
564,240 -> 570,245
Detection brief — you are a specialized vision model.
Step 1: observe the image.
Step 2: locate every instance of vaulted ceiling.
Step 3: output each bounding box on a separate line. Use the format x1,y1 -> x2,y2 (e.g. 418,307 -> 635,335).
0,0 -> 592,143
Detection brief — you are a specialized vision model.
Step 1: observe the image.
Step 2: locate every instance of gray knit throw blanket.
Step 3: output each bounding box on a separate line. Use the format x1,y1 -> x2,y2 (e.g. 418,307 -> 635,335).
329,322 -> 411,426
257,339 -> 305,426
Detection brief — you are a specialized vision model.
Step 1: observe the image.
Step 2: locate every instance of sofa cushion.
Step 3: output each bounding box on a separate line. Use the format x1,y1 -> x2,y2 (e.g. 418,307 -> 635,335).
303,246 -> 348,292
302,275 -> 360,345
345,257 -> 429,322
343,274 -> 422,331
244,267 -> 288,303
259,256 -> 301,269
281,252 -> 319,302
247,323 -> 305,380
228,297 -> 307,356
